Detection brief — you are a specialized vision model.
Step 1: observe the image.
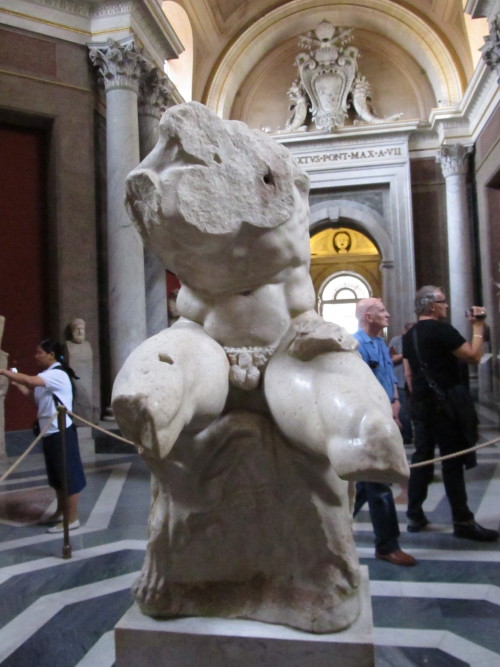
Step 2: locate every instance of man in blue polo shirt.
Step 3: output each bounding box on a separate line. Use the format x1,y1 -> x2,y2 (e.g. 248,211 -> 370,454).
353,298 -> 416,566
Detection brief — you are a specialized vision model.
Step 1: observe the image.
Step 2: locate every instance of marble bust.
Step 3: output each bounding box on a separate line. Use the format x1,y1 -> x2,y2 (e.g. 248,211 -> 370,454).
64,318 -> 94,421
112,101 -> 408,633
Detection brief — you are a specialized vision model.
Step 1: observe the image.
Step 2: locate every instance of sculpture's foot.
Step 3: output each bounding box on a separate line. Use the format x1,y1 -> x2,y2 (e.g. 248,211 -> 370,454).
132,573 -> 361,634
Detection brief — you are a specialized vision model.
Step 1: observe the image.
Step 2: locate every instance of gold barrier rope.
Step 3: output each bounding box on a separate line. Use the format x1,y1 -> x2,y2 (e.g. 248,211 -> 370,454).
407,437 -> 500,468
0,414 -> 56,483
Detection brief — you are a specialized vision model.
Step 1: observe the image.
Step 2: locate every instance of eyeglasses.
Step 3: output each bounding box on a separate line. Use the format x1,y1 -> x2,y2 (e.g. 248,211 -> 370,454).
433,299 -> 447,303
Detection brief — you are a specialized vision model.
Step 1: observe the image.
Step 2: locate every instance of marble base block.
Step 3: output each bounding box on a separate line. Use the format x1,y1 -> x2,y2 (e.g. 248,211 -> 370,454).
115,566 -> 374,666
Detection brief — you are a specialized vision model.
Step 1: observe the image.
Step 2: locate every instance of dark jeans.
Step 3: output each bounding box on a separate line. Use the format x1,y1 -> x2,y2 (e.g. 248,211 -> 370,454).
407,398 -> 473,524
354,482 -> 400,554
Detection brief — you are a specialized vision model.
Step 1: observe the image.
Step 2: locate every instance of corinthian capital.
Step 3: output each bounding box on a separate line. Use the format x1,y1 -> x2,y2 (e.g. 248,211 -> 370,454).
436,144 -> 472,178
481,13 -> 500,84
88,38 -> 148,94
138,67 -> 172,119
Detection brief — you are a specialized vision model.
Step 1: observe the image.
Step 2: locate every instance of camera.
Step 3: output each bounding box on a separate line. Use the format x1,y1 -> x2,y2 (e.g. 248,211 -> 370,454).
465,308 -> 486,320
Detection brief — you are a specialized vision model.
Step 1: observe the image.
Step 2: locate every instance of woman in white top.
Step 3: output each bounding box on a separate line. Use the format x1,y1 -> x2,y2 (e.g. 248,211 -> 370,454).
0,339 -> 86,532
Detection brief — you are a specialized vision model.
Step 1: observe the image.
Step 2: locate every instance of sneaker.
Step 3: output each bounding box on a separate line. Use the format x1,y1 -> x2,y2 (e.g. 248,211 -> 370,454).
47,519 -> 80,533
39,513 -> 63,526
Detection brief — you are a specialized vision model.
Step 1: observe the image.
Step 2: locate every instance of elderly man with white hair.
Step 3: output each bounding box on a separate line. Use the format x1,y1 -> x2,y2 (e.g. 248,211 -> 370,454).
353,297 -> 416,566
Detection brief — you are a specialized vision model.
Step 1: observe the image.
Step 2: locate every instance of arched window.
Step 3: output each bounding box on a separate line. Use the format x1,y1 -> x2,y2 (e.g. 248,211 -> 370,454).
162,1 -> 193,102
319,272 -> 372,333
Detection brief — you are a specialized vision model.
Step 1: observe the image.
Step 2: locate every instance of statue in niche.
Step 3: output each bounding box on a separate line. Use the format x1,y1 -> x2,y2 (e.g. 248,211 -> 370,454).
283,19 -> 403,132
284,79 -> 309,132
64,318 -> 94,422
112,101 -> 408,633
334,230 -> 352,254
0,316 -> 8,457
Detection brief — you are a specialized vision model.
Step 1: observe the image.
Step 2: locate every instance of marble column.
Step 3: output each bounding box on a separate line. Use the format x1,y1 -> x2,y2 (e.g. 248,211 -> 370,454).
138,68 -> 171,336
436,144 -> 474,337
89,39 -> 148,379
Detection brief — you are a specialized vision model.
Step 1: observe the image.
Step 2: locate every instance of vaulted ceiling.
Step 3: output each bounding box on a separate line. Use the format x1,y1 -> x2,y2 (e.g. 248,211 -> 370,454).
170,0 -> 486,130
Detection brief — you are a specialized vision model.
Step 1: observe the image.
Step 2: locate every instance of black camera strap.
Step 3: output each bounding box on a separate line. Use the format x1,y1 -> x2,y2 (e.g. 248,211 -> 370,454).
411,326 -> 447,400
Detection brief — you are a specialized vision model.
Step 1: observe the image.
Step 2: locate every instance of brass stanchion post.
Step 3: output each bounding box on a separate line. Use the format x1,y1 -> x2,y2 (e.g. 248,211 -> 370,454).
57,405 -> 72,559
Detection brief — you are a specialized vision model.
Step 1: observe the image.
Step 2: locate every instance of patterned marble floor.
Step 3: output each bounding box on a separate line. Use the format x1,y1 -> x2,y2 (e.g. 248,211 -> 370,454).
0,411 -> 499,667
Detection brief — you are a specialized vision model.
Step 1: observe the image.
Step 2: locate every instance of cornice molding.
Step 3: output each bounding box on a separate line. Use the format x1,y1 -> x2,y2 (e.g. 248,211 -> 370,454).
428,57 -> 500,144
275,120 -> 420,150
18,0 -> 92,17
0,1 -> 183,64
465,0 -> 500,20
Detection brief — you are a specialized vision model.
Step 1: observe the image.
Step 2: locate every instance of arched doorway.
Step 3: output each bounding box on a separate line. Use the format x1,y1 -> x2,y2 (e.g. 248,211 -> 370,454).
310,226 -> 381,331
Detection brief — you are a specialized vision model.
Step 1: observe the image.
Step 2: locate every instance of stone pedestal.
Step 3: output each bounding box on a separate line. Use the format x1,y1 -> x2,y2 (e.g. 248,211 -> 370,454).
115,566 -> 374,667
64,340 -> 94,422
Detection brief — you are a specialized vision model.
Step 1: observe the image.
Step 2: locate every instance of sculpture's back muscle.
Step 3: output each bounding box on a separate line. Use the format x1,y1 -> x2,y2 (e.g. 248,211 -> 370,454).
112,101 -> 408,633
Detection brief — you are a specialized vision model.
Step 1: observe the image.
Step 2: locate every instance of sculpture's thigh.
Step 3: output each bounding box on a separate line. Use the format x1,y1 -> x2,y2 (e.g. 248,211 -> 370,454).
265,350 -> 408,483
112,321 -> 229,459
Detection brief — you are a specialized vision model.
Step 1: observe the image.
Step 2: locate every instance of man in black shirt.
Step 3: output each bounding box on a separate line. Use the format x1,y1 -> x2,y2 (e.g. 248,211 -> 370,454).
403,285 -> 498,542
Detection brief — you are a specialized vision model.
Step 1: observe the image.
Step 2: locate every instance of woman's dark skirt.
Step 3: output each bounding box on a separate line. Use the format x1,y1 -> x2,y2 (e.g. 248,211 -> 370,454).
42,423 -> 86,494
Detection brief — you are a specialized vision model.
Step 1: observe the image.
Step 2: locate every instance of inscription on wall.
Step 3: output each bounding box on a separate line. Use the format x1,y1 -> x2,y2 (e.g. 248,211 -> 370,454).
296,146 -> 403,167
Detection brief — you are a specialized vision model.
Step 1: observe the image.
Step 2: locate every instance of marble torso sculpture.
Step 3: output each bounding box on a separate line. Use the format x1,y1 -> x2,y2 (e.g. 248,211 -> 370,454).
64,319 -> 94,421
112,101 -> 408,633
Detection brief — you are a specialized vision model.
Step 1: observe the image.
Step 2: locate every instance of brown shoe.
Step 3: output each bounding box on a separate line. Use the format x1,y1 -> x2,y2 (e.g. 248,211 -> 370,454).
376,549 -> 416,566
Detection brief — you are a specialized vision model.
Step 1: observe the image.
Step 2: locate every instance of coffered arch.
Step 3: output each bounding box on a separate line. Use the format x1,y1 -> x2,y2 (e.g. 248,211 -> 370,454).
203,0 -> 466,118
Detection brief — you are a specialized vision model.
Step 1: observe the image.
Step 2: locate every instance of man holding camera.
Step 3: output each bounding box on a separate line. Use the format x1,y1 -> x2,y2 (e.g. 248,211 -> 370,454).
403,285 -> 498,541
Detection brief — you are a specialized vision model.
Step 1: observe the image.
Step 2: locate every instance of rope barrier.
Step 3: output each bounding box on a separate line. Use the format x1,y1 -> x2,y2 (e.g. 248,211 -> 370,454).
408,436 -> 500,468
68,410 -> 135,446
0,413 -> 57,483
1,409 -> 499,483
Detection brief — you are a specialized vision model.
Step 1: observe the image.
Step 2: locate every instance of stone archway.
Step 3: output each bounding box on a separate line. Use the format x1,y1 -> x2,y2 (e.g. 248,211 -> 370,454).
309,199 -> 393,259
309,198 -> 400,328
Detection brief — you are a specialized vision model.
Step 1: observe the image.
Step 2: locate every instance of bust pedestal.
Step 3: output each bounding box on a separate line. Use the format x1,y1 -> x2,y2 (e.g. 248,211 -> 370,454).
64,340 -> 94,422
